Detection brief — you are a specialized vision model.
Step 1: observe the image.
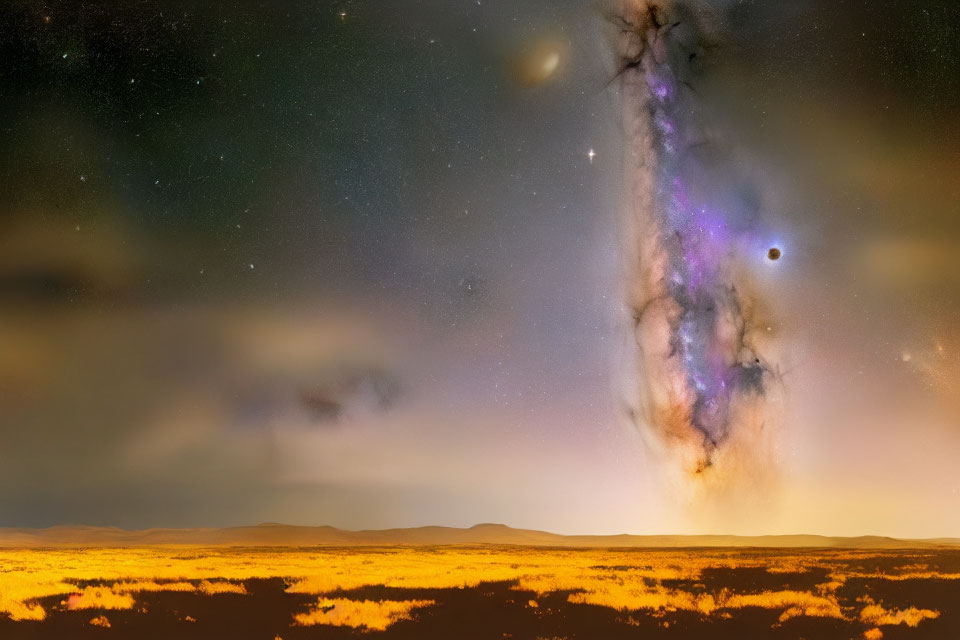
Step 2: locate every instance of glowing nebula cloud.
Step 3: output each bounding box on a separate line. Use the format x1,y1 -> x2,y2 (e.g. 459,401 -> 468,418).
609,1 -> 785,490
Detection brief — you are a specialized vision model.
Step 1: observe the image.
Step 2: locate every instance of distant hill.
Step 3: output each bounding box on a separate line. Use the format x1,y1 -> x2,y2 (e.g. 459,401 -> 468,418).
0,523 -> 957,549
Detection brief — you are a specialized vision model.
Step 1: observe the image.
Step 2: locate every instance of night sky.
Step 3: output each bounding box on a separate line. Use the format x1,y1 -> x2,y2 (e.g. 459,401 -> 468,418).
1,0 -> 959,536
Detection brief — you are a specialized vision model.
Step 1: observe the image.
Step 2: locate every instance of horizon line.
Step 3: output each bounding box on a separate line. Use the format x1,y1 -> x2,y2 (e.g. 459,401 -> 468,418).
2,522 -> 958,543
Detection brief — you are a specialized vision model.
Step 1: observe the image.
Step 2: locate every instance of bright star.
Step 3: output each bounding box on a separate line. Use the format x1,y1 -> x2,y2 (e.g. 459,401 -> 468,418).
587,149 -> 597,164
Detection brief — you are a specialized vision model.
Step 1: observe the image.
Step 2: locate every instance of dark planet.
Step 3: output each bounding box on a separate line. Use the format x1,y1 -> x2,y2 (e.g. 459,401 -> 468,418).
767,247 -> 782,261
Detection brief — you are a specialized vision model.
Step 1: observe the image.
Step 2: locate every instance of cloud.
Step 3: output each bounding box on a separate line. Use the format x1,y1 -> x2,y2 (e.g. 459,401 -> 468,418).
857,237 -> 960,288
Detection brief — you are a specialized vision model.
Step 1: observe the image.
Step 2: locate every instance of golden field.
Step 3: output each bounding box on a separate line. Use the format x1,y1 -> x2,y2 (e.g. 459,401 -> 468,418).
1,545 -> 958,638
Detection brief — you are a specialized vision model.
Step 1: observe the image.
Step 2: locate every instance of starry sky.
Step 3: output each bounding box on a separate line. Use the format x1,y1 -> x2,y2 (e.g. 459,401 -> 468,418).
1,0 -> 958,536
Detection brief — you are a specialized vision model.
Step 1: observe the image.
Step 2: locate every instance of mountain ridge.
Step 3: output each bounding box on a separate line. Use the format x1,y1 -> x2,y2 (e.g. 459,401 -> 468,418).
0,523 -> 957,549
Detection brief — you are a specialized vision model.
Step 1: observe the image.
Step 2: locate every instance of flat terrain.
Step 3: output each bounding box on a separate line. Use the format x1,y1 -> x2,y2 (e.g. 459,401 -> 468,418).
1,544 -> 958,639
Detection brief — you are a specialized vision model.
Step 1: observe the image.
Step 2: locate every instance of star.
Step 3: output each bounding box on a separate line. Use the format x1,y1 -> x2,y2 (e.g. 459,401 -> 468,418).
587,149 -> 597,164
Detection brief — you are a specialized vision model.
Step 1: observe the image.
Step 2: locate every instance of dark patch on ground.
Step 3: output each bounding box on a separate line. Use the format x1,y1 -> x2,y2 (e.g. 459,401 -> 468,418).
662,565 -> 833,594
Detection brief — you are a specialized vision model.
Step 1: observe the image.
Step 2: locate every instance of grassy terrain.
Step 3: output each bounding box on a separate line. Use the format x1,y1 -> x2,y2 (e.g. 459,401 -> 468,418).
1,545 -> 958,638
